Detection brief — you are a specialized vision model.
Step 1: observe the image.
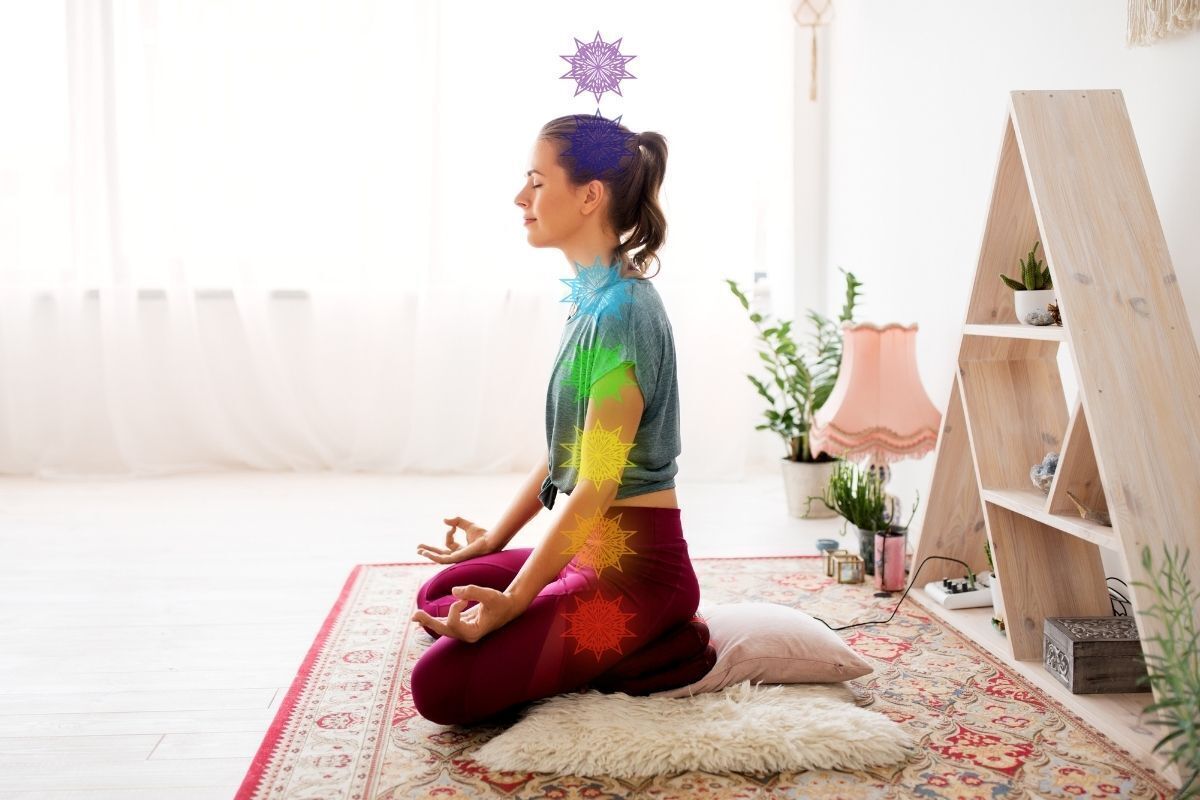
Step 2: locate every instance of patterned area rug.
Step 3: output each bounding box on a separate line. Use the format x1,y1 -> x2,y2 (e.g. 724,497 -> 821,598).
235,556 -> 1177,799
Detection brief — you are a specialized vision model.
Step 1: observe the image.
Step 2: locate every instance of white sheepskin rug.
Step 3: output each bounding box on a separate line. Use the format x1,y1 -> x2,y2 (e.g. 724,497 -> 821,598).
472,680 -> 917,778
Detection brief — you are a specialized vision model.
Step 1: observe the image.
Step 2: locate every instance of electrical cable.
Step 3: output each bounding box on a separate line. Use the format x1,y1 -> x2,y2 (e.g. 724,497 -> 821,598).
810,557 -> 1138,631
812,554 -> 978,632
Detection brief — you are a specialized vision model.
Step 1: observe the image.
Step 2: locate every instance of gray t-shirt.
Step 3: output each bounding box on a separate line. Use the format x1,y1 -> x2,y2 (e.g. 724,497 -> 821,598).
539,268 -> 680,510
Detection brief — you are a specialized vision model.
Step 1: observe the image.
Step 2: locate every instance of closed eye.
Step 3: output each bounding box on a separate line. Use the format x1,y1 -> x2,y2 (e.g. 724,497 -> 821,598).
532,184 -> 543,189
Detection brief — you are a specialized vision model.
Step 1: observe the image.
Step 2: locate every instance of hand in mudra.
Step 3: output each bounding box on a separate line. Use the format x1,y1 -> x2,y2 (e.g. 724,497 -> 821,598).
417,516 -> 496,564
411,584 -> 519,643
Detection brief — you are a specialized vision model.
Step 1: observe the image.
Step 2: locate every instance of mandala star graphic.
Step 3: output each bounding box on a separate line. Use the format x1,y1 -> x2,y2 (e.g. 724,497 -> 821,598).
588,360 -> 638,405
560,420 -> 636,489
561,508 -> 637,574
559,256 -> 635,321
559,31 -> 637,104
560,110 -> 638,180
561,341 -> 634,404
562,590 -> 637,660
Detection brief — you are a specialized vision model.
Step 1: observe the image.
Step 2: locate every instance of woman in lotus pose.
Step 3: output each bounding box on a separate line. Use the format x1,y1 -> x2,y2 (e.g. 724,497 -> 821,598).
409,115 -> 714,725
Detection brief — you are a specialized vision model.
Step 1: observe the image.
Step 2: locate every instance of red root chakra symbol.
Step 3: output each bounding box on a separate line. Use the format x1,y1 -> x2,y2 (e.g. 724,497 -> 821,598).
562,590 -> 636,660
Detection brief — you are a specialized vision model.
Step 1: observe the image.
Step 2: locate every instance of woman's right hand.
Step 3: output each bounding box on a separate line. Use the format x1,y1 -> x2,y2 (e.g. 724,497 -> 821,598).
416,516 -> 498,564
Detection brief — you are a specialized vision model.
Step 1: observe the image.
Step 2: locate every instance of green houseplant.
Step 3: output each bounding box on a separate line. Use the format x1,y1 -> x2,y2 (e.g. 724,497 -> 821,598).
806,460 -> 919,578
727,268 -> 863,519
1131,543 -> 1199,799
1000,240 -> 1057,326
806,460 -> 886,575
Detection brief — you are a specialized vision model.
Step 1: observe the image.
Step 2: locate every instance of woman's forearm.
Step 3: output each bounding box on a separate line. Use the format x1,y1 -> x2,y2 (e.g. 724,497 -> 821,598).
502,479 -> 619,614
486,455 -> 551,550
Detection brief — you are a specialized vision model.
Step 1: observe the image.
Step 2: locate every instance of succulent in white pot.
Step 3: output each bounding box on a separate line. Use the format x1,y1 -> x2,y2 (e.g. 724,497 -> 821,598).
1000,241 -> 1056,326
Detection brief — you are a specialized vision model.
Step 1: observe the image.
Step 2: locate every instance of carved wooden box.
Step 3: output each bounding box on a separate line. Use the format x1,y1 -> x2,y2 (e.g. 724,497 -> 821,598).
1043,616 -> 1151,694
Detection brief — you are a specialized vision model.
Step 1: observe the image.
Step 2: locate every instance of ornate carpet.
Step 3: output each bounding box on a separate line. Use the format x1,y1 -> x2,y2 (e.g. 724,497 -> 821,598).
235,556 -> 1177,799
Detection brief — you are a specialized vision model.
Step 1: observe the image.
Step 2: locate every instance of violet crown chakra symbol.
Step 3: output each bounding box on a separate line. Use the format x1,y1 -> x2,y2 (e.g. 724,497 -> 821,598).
559,31 -> 637,104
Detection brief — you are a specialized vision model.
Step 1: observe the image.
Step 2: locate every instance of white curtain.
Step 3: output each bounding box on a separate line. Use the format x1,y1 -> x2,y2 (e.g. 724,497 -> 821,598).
0,0 -> 804,478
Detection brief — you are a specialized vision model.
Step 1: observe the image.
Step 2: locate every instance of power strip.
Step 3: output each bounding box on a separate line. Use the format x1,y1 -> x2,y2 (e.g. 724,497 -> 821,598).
923,570 -> 995,609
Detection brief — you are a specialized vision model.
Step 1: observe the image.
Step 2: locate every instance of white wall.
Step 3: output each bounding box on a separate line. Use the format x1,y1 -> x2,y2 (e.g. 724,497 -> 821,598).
823,1 -> 1200,583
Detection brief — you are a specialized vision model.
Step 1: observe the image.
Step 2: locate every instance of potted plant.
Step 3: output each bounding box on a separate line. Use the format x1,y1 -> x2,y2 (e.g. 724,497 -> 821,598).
1000,240 -> 1056,326
727,268 -> 863,519
1131,543 -> 1199,799
806,460 -> 888,574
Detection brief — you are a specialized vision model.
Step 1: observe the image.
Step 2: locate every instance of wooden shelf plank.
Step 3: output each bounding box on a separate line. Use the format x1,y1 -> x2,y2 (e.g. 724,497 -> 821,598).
1046,397 -> 1109,517
963,323 -> 1065,341
913,378 -> 989,585
982,488 -> 1119,550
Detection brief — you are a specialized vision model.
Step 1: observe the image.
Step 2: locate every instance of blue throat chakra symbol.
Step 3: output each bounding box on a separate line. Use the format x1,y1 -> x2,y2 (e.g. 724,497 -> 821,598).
559,31 -> 637,104
560,256 -> 635,321
561,110 -> 637,181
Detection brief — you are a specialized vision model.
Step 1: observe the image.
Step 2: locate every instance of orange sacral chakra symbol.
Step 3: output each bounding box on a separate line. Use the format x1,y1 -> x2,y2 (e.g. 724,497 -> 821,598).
561,509 -> 636,574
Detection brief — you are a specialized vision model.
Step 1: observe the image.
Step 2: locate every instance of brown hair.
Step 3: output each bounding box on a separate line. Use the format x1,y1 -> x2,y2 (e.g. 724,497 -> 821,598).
538,115 -> 668,278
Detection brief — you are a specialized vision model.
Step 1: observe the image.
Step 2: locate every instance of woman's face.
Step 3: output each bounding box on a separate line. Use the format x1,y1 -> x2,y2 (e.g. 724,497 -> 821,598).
514,137 -> 606,249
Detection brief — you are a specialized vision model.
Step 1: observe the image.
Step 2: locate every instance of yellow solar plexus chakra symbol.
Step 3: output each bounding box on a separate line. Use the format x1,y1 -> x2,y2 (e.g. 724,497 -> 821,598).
562,342 -> 636,404
562,591 -> 637,660
560,420 -> 636,489
561,509 -> 636,574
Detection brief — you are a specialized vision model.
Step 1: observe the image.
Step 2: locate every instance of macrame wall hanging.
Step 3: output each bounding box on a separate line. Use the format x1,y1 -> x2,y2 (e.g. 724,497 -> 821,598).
1127,0 -> 1200,45
793,0 -> 834,102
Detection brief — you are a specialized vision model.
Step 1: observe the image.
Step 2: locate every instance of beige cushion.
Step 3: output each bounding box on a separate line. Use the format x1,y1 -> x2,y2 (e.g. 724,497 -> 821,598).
650,602 -> 874,698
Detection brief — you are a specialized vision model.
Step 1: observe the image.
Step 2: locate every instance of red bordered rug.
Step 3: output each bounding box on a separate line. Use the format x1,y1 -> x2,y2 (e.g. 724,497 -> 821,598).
235,556 -> 1177,799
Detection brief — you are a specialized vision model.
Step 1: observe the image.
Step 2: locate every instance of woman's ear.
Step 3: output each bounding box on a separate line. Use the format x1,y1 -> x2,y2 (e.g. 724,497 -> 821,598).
579,178 -> 607,216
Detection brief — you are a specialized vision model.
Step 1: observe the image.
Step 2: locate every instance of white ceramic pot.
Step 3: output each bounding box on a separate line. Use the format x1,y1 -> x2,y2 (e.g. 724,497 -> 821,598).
1013,288 -> 1057,325
781,457 -> 837,519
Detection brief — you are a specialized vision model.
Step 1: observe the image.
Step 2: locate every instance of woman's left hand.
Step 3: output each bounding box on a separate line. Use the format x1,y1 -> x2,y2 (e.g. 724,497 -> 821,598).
411,584 -> 521,643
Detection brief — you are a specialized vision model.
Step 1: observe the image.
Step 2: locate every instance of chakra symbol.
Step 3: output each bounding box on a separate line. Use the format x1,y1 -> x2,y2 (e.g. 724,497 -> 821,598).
562,341 -> 635,404
562,590 -> 637,659
561,508 -> 637,574
561,420 -> 636,488
560,110 -> 638,180
559,256 -> 635,321
559,31 -> 637,104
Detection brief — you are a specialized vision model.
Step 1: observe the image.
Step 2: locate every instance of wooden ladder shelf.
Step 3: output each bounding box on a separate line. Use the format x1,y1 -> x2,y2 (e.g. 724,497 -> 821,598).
911,90 -> 1200,788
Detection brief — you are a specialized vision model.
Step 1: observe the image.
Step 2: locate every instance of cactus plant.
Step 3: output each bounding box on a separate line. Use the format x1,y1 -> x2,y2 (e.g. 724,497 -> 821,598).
1000,240 -> 1052,291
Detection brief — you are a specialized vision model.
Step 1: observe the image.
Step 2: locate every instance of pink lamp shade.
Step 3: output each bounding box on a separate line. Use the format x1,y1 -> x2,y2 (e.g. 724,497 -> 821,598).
809,322 -> 941,464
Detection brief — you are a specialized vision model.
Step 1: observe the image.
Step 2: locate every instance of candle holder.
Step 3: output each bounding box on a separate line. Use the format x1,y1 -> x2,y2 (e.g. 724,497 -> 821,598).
835,553 -> 864,584
825,548 -> 851,577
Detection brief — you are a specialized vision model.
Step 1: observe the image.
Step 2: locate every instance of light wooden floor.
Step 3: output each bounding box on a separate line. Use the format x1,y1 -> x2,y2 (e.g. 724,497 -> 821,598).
0,470 -> 842,799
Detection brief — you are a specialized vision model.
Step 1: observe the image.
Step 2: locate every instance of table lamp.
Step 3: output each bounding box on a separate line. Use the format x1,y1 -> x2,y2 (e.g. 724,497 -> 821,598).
809,322 -> 942,593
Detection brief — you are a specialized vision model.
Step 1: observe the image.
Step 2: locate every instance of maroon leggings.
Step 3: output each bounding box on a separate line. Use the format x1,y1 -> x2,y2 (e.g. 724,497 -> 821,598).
410,506 -> 702,725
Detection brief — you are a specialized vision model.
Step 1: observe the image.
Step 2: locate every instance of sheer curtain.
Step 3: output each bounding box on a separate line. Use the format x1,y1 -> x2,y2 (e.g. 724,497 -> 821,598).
0,0 -> 803,478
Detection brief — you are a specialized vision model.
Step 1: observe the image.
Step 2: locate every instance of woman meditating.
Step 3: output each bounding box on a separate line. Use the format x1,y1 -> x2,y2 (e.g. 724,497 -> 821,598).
409,114 -> 715,726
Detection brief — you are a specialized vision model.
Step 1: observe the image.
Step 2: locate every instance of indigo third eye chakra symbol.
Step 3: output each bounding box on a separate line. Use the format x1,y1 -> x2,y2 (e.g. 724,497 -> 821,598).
559,31 -> 637,104
561,110 -> 638,181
